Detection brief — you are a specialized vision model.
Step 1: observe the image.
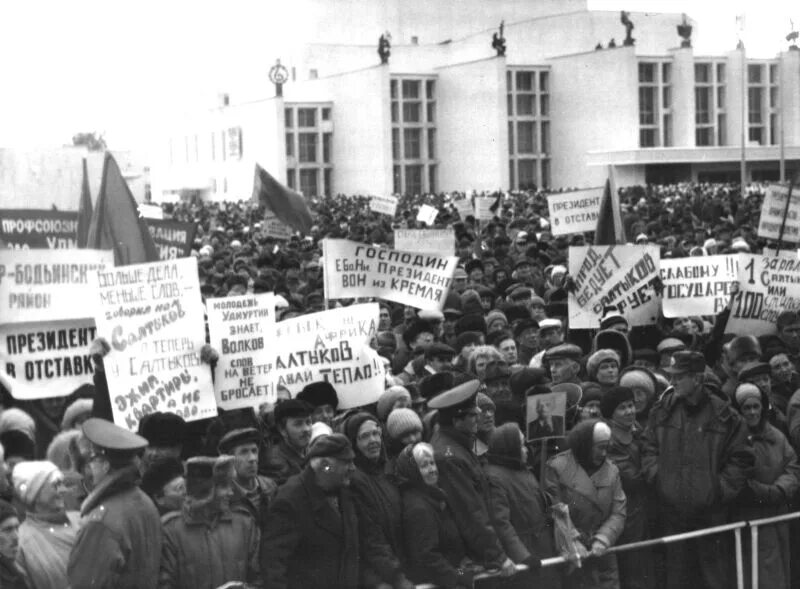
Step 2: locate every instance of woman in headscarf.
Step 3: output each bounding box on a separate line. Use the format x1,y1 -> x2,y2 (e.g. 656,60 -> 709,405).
12,460 -> 79,589
397,442 -> 490,588
544,419 -> 626,589
732,383 -> 799,589
486,422 -> 562,589
343,412 -> 413,589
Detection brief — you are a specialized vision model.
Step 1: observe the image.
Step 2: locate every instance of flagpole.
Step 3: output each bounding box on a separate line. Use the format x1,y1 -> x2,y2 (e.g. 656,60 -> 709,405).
779,51 -> 786,182
738,25 -> 747,199
607,165 -> 623,244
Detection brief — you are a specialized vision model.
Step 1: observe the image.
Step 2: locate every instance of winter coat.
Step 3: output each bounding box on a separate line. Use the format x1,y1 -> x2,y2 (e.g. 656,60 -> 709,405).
732,423 -> 800,589
159,505 -> 260,589
262,440 -> 305,486
641,388 -> 751,515
429,426 -> 505,565
606,420 -> 648,536
16,511 -> 80,589
260,466 -> 359,589
401,483 -> 467,588
68,465 -> 162,589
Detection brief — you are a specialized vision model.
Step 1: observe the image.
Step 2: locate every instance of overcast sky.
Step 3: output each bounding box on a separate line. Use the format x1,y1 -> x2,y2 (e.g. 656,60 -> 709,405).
1,0 -> 797,156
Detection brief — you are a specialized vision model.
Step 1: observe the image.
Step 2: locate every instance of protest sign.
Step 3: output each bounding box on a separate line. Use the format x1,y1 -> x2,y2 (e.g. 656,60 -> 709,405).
416,204 -> 438,225
138,203 -> 164,219
526,391 -> 567,441
547,187 -> 603,236
0,209 -> 79,249
0,249 -> 114,323
0,319 -> 97,398
762,246 -> 798,259
758,184 -> 800,243
145,219 -> 197,260
726,253 -> 800,336
660,255 -> 739,317
263,214 -> 294,240
474,197 -> 495,221
322,239 -> 457,311
206,293 -> 277,410
394,229 -> 455,255
454,199 -> 474,220
568,245 -> 661,329
370,195 -> 399,217
273,303 -> 384,409
91,257 -> 216,430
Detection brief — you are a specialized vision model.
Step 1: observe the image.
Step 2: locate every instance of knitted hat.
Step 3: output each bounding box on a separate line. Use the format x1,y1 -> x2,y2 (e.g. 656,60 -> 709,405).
599,386 -> 635,418
386,408 -> 423,441
460,290 -> 484,316
377,386 -> 412,422
141,457 -> 184,498
343,412 -> 380,449
12,461 -> 59,507
586,349 -> 621,380
592,422 -> 612,443
476,392 -> 496,412
619,369 -> 656,396
486,310 -> 508,331
735,383 -> 762,406
60,398 -> 93,430
310,422 -> 333,443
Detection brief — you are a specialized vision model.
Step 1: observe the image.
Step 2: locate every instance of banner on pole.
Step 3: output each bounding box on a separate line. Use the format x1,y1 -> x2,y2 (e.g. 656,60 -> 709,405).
394,229 -> 455,255
138,203 -> 164,220
90,257 -> 216,430
660,255 -> 739,317
322,239 -> 457,310
547,188 -> 604,236
370,195 -> 399,217
568,245 -> 661,329
206,293 -> 277,411
416,204 -> 438,225
758,184 -> 799,243
273,304 -> 384,409
0,249 -> 114,323
0,319 -> 97,398
0,210 -> 79,249
145,219 -> 197,260
474,197 -> 495,221
454,199 -> 474,220
726,253 -> 800,336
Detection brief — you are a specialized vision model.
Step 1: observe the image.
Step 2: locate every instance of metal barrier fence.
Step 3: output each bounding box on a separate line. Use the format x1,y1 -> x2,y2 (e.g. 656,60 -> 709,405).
415,511 -> 800,589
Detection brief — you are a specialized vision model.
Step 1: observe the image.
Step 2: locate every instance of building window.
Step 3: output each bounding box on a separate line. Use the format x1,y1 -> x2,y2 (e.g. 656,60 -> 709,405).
298,133 -> 317,162
324,169 -> 332,196
693,59 -> 727,147
391,76 -> 436,194
322,108 -> 331,121
285,133 -> 294,157
287,169 -> 296,189
507,67 -> 550,190
299,169 -> 318,196
298,108 -> 316,127
638,60 -> 672,147
322,133 -> 332,163
210,133 -> 216,161
285,109 -> 293,128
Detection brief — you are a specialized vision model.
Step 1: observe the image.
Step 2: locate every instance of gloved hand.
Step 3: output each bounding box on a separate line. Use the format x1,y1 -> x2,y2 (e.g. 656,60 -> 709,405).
200,344 -> 220,365
499,557 -> 517,577
90,337 -> 111,371
590,539 -> 608,556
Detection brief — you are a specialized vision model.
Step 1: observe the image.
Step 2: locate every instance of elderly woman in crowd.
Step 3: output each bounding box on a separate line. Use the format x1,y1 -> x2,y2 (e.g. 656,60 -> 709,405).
486,423 -> 561,589
545,419 -> 626,589
12,460 -> 79,589
732,383 -> 800,589
343,412 -> 413,589
585,349 -> 621,393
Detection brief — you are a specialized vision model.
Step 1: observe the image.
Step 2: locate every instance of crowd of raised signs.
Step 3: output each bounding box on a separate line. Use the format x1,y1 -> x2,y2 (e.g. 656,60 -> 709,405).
1,181 -> 800,589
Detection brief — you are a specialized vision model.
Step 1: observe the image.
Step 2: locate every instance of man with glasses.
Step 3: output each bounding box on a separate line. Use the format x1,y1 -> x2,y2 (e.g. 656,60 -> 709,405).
428,381 -> 517,579
642,351 -> 751,589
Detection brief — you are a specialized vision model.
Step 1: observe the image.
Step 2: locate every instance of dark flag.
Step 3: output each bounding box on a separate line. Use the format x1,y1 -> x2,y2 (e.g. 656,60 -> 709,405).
594,178 -> 626,245
76,158 -> 93,248
251,163 -> 313,234
86,152 -> 159,265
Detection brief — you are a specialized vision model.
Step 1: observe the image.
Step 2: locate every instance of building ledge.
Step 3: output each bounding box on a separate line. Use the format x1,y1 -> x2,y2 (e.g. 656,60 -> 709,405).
587,145 -> 800,166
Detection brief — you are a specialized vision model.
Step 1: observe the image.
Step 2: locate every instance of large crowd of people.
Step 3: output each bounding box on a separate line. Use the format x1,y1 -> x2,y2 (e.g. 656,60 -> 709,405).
1,181 -> 799,589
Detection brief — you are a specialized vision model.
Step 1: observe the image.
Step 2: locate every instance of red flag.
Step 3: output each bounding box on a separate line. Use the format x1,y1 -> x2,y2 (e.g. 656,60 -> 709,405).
251,163 -> 313,234
86,152 -> 159,265
76,158 -> 93,248
594,178 -> 626,245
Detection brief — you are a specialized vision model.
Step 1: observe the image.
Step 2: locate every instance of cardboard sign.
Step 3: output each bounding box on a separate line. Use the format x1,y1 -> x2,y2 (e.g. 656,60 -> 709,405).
0,209 -> 79,249
91,257 -> 216,430
454,199 -> 474,220
726,253 -> 800,336
568,245 -> 661,329
547,187 -> 604,236
758,184 -> 800,243
0,249 -> 114,323
206,293 -> 277,410
416,204 -> 438,225
145,219 -> 197,260
263,214 -> 294,240
394,229 -> 455,255
660,255 -> 739,317
370,195 -> 399,217
323,239 -> 458,311
474,197 -> 495,221
138,203 -> 164,220
0,318 -> 97,398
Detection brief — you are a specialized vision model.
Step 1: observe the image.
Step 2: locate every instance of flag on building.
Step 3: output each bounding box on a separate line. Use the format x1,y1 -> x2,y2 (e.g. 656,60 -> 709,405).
594,178 -> 626,245
251,163 -> 313,234
76,158 -> 93,248
86,152 -> 159,265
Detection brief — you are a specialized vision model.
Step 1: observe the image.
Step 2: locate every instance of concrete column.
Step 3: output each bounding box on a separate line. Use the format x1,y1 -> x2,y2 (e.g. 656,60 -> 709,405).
780,50 -> 800,147
725,49 -> 746,152
670,47 -> 695,147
